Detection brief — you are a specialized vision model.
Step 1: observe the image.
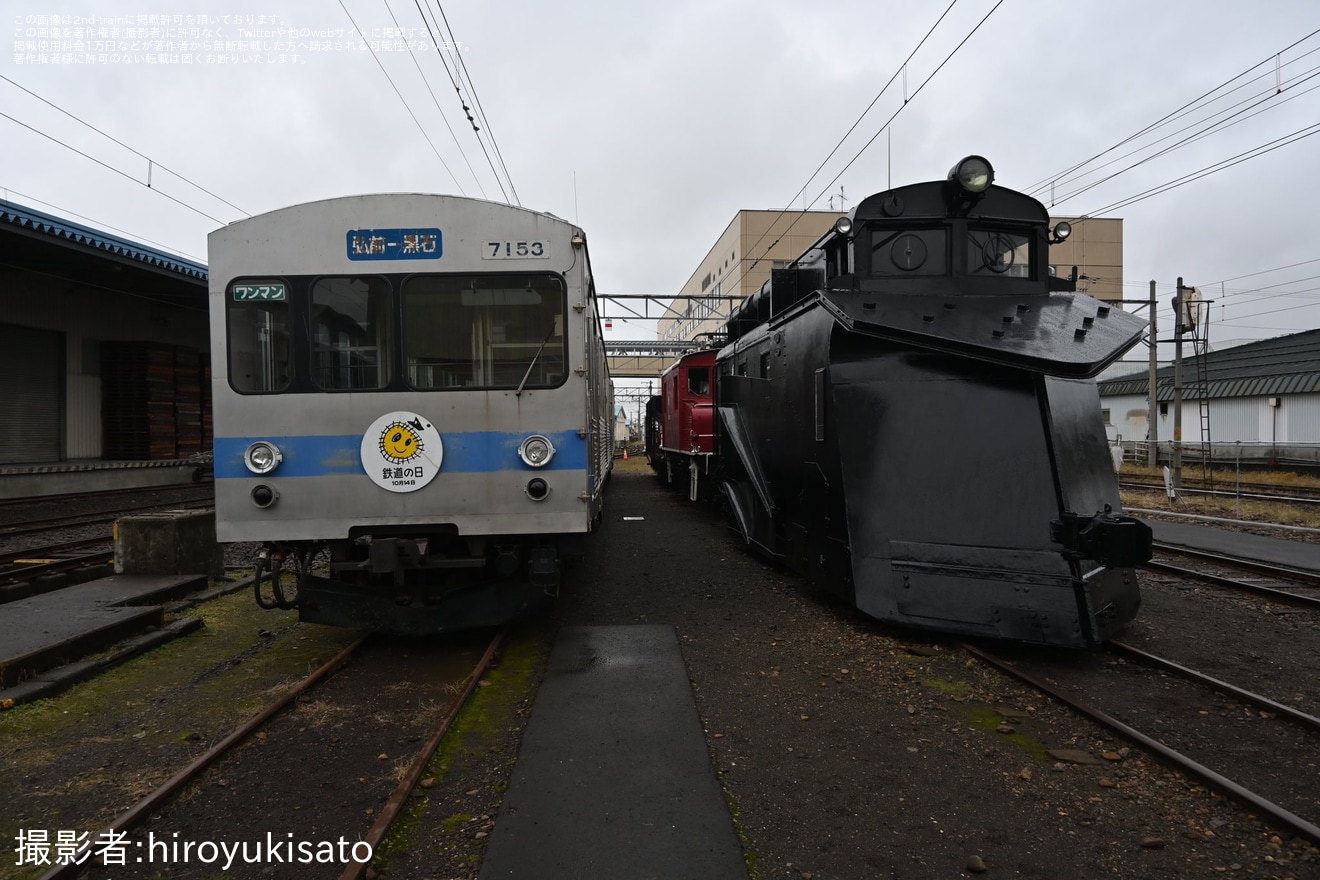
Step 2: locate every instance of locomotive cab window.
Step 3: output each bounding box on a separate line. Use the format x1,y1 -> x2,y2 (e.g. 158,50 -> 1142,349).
310,276 -> 391,390
403,273 -> 567,390
688,367 -> 710,395
967,230 -> 1032,278
227,280 -> 291,393
870,228 -> 948,276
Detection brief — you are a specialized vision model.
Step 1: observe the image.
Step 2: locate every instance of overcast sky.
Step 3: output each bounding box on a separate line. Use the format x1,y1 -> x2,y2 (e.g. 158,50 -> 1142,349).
5,0 -> 1319,368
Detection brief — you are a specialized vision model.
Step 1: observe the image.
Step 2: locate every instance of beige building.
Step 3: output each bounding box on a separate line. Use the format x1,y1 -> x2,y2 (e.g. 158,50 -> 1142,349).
657,210 -> 841,343
658,211 -> 1124,344
1047,216 -> 1123,304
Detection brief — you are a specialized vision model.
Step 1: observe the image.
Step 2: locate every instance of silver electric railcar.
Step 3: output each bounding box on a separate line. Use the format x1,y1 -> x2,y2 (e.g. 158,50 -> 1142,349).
208,194 -> 612,633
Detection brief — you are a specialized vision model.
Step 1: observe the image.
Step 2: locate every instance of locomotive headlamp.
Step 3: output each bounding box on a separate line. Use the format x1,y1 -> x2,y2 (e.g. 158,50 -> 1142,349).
833,216 -> 853,236
1051,221 -> 1073,243
244,441 -> 283,474
518,434 -> 556,468
950,156 -> 994,194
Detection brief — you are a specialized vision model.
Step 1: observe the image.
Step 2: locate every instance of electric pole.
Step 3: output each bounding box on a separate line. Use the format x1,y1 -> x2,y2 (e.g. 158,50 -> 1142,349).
1147,280 -> 1158,467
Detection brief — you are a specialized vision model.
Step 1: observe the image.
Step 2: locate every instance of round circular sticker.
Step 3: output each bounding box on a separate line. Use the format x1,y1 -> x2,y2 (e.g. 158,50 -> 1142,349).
361,411 -> 443,492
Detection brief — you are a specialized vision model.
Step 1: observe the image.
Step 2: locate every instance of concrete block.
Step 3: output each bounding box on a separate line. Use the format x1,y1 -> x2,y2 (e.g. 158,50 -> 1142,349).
114,509 -> 223,579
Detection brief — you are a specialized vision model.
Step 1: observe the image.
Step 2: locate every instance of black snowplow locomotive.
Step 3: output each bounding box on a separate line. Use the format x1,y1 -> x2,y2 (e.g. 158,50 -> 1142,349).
714,156 -> 1152,648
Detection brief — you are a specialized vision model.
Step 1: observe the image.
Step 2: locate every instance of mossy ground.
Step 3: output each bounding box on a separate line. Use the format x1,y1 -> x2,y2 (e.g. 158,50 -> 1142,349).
367,620 -> 552,876
0,589 -> 359,880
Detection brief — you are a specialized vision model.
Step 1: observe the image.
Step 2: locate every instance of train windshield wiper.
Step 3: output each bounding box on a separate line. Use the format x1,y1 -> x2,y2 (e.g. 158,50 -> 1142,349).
516,323 -> 557,397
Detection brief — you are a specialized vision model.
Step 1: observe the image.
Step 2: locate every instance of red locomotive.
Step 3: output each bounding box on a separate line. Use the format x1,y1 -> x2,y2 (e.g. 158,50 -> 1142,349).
649,348 -> 718,500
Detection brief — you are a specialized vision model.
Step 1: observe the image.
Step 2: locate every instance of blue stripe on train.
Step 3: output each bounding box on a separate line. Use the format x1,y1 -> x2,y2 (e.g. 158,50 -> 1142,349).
214,430 -> 587,479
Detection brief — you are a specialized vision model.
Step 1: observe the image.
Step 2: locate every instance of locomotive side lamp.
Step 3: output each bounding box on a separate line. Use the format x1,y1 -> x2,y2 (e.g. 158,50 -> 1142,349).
1050,221 -> 1073,243
833,216 -> 853,236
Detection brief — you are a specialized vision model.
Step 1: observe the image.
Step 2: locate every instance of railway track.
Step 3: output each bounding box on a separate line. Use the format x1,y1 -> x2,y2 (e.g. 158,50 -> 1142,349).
0,482 -> 213,514
0,498 -> 213,541
0,538 -> 114,586
36,629 -> 505,880
1120,477 -> 1320,504
958,539 -> 1320,849
1145,544 -> 1320,608
0,490 -> 214,589
965,640 -> 1320,847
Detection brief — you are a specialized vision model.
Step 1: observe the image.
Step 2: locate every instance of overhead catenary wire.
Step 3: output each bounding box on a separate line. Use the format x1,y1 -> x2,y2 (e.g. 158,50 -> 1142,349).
777,0 -> 960,218
655,0 -> 1005,342
0,110 -> 229,225
434,2 -> 519,206
0,185 -> 207,264
335,0 -> 466,194
1024,27 -> 1320,198
742,0 -> 1005,275
414,0 -> 517,205
1078,121 -> 1320,218
373,0 -> 487,198
1,73 -> 249,219
1041,65 -> 1320,207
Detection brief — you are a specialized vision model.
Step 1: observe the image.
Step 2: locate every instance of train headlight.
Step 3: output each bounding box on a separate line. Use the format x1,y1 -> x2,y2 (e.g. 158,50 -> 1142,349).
1051,221 -> 1073,243
833,216 -> 853,236
518,435 -> 556,468
244,441 -> 283,474
950,156 -> 994,194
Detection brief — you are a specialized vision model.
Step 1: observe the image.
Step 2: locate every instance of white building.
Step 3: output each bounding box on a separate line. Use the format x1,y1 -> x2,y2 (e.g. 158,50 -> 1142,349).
1097,328 -> 1320,468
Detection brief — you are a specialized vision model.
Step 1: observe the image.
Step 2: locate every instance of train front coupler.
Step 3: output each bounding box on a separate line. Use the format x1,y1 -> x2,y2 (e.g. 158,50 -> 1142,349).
1050,508 -> 1153,569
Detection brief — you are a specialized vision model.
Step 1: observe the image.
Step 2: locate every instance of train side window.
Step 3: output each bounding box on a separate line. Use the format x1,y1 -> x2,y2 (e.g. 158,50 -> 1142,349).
226,280 -> 291,393
310,276 -> 391,390
759,352 -> 770,378
688,367 -> 710,395
737,360 -> 748,377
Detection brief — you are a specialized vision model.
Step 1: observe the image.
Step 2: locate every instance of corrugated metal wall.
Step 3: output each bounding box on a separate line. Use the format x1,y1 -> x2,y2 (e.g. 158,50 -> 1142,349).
1293,395 -> 1320,442
1103,389 -> 1320,447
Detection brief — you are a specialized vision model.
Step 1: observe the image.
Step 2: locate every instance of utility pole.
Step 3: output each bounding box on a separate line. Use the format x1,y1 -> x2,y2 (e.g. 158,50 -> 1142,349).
1171,277 -> 1186,493
1147,280 -> 1159,468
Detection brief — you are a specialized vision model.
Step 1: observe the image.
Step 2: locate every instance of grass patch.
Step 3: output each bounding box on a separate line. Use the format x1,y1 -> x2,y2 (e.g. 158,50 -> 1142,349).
964,705 -> 1055,762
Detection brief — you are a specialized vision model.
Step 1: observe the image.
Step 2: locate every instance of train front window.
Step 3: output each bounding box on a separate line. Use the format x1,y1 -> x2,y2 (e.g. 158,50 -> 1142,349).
402,273 -> 566,390
968,230 -> 1032,278
227,280 -> 291,393
310,276 -> 391,390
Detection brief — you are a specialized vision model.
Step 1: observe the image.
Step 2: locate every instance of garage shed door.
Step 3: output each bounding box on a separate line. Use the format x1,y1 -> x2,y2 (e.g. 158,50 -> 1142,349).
0,323 -> 63,463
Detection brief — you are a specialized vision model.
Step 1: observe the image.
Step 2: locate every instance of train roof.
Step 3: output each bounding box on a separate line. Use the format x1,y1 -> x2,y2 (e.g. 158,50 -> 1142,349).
214,193 -> 581,235
852,182 -> 1050,224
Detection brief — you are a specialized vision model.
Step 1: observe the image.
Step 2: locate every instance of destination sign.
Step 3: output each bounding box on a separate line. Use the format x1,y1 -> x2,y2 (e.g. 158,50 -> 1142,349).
346,228 -> 443,261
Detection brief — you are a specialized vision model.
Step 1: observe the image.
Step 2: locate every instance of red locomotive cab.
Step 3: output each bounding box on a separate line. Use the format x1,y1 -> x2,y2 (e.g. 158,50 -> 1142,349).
658,349 -> 719,499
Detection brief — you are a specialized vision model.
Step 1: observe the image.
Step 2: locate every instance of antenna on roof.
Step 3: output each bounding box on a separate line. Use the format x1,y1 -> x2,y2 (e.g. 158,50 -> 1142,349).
828,186 -> 849,212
